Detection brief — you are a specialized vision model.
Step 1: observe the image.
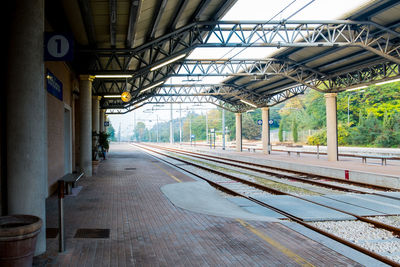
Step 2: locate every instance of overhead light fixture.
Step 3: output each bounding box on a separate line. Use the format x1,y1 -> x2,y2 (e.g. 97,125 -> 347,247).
103,95 -> 121,98
95,74 -> 132,78
240,99 -> 258,108
347,86 -> 367,92
141,81 -> 165,93
150,54 -> 186,71
375,77 -> 400,86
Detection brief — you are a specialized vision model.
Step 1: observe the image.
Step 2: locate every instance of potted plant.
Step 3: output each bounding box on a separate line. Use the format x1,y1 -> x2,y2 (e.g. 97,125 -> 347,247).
92,131 -> 100,162
98,131 -> 110,159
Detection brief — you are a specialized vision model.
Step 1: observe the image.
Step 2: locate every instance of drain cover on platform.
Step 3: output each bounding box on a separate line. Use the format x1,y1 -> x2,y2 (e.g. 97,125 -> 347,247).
74,228 -> 110,238
46,228 -> 59,238
125,167 -> 136,170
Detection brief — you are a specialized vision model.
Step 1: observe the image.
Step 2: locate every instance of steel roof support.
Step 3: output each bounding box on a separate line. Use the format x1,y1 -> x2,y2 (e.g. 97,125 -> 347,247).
126,0 -> 141,48
77,0 -> 97,47
109,0 -> 117,47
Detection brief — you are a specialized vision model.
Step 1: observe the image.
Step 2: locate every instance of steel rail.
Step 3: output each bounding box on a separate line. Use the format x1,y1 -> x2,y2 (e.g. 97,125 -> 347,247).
136,143 -> 400,233
149,143 -> 399,192
147,144 -> 374,194
133,143 -> 400,267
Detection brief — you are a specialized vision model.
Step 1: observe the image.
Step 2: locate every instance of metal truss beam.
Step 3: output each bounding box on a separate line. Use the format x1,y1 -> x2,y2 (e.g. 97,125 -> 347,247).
85,20 -> 400,73
90,20 -> 400,112
103,83 -> 307,113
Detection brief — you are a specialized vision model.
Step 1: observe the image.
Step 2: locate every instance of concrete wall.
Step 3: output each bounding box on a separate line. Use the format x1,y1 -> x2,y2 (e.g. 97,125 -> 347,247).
45,62 -> 78,195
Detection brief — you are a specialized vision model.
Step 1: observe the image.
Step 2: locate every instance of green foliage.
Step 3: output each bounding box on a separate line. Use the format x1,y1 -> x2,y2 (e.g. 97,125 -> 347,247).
106,123 -> 116,141
135,122 -> 146,142
278,119 -> 283,142
350,112 -> 382,146
337,124 -> 350,145
292,119 -> 298,143
279,81 -> 400,148
98,131 -> 110,151
242,112 -> 261,140
307,129 -> 326,145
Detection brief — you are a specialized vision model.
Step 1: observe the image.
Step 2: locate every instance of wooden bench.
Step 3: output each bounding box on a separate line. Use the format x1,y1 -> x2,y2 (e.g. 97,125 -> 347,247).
359,155 -> 394,166
60,172 -> 84,195
247,147 -> 257,152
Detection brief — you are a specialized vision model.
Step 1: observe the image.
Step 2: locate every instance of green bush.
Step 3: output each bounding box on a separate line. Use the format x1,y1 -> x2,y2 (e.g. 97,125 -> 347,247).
337,124 -> 350,145
307,129 -> 326,145
278,120 -> 284,142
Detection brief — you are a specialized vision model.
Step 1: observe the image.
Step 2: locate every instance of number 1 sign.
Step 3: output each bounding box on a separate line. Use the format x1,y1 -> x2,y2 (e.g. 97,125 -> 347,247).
44,33 -> 74,61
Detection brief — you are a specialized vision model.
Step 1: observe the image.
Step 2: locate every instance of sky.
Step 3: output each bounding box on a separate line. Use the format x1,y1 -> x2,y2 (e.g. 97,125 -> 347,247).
108,0 -> 372,139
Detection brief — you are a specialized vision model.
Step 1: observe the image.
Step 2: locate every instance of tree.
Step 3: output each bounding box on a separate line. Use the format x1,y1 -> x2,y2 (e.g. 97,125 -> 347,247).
242,113 -> 260,140
292,119 -> 298,143
106,123 -> 116,141
375,111 -> 398,147
278,119 -> 284,142
351,111 -> 382,145
135,122 -> 146,142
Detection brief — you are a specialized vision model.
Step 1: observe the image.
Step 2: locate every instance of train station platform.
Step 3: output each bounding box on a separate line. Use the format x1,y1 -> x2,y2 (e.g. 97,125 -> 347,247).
37,143 -> 367,266
179,144 -> 400,189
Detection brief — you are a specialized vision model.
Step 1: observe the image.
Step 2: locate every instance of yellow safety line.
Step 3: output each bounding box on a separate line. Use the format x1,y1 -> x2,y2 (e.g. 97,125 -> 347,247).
151,162 -> 182,183
236,219 -> 315,267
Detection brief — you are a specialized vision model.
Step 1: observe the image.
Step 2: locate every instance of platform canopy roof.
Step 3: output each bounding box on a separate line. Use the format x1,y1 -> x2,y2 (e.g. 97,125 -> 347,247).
45,0 -> 400,113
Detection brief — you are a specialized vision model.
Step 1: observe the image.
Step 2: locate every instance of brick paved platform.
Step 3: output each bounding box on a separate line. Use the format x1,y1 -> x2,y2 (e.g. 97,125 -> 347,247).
39,143 -> 361,266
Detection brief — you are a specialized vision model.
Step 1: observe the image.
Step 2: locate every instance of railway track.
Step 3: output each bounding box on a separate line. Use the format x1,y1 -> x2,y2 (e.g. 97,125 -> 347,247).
146,143 -> 399,196
133,143 -> 400,266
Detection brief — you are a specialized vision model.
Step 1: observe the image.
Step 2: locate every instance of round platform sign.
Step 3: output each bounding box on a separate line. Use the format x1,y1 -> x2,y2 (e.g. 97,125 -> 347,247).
48,35 -> 69,58
121,92 -> 132,102
257,119 -> 263,125
44,33 -> 73,61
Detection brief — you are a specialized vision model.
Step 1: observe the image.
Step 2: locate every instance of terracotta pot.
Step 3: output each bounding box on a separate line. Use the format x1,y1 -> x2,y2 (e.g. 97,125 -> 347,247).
0,215 -> 42,267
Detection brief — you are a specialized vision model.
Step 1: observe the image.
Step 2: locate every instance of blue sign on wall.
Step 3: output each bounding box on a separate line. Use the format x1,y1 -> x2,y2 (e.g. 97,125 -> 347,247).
46,70 -> 63,101
257,119 -> 263,125
44,33 -> 74,61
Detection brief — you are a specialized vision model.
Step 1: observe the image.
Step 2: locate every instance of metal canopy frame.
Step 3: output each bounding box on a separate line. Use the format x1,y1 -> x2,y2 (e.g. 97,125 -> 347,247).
86,19 -> 400,113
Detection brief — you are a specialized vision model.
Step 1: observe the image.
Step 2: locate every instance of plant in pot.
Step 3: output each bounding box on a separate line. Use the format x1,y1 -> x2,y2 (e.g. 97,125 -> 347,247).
92,131 -> 100,161
98,131 -> 110,159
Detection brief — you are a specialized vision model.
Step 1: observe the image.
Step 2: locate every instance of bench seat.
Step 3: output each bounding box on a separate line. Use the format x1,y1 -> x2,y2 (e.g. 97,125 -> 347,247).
61,172 -> 84,194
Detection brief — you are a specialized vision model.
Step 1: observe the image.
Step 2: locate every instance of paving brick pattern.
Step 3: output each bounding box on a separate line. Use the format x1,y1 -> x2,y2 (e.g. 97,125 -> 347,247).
42,143 -> 360,266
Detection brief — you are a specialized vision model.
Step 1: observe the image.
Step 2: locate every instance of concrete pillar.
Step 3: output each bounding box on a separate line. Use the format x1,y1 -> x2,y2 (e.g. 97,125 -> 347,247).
170,103 -> 173,144
79,75 -> 95,176
261,107 -> 270,154
235,113 -> 242,152
100,109 -> 105,132
92,96 -> 100,134
6,0 -> 47,255
222,109 -> 226,150
325,93 -> 338,161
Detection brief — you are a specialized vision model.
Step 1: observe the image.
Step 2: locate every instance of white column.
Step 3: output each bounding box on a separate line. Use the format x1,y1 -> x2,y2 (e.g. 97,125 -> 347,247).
6,0 -> 47,255
205,112 -> 209,144
179,104 -> 182,143
79,75 -> 95,176
325,93 -> 338,161
92,96 -> 100,134
170,103 -> 173,144
100,109 -> 105,132
222,109 -> 226,150
261,107 -> 270,154
235,113 -> 242,152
